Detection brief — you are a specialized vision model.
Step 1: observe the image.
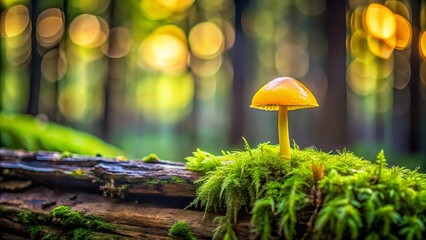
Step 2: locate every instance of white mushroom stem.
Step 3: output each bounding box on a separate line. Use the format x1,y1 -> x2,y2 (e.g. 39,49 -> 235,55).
278,106 -> 290,159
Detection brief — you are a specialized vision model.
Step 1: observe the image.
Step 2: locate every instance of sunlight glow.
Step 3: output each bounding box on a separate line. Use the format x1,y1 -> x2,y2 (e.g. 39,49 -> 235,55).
364,4 -> 396,40
137,73 -> 194,124
138,25 -> 188,72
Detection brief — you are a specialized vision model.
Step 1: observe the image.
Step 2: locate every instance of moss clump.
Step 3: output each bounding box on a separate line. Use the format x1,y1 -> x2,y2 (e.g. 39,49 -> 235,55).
73,228 -> 93,240
20,211 -> 50,226
20,206 -> 115,240
186,141 -> 426,240
142,153 -> 160,162
51,206 -> 114,231
171,176 -> 186,183
169,221 -> 197,240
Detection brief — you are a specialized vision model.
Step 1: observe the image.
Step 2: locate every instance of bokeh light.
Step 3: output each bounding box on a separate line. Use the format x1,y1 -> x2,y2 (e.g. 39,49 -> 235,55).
364,3 -> 396,40
275,43 -> 309,78
1,4 -> 32,67
140,0 -> 194,20
347,59 -> 377,95
350,31 -> 375,61
392,14 -> 411,50
189,22 -> 224,60
295,0 -> 326,16
69,14 -> 109,48
385,0 -> 410,19
36,8 -> 64,48
420,31 -> 426,61
0,0 -> 424,166
72,0 -> 111,14
190,56 -> 222,77
3,5 -> 29,38
138,25 -> 188,72
41,49 -> 67,82
100,27 -> 131,58
367,35 -> 394,59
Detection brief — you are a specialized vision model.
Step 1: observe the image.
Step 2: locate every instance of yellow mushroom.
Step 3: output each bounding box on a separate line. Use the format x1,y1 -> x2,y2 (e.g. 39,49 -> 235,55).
250,77 -> 319,159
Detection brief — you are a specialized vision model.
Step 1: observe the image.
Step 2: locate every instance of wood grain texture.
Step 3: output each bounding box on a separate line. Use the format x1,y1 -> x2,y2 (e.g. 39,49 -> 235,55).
0,149 -> 250,239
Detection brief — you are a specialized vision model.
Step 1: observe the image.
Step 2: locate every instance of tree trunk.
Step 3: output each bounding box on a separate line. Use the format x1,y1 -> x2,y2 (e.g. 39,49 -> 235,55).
0,149 -> 250,239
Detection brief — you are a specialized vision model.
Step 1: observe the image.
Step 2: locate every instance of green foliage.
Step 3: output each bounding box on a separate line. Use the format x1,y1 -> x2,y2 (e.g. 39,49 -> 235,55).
186,142 -> 426,240
187,141 -> 291,239
20,206 -> 115,240
73,228 -> 93,240
169,221 -> 197,240
0,113 -> 124,157
28,225 -> 61,240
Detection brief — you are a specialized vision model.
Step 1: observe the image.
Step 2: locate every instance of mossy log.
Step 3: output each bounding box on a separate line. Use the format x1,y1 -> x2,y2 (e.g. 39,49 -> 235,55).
0,149 -> 250,239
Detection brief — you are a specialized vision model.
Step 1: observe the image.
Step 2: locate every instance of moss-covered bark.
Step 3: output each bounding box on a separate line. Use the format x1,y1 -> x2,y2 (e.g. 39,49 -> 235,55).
186,142 -> 426,239
1,146 -> 425,239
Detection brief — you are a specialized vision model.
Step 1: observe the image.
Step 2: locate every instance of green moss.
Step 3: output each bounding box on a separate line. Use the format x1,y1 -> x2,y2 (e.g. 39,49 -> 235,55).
73,228 -> 93,240
20,211 -> 50,226
169,221 -> 196,240
51,206 -> 114,231
19,206 -> 115,239
28,226 -> 61,240
146,179 -> 159,185
186,141 -> 426,240
171,176 -> 186,183
142,153 -> 160,162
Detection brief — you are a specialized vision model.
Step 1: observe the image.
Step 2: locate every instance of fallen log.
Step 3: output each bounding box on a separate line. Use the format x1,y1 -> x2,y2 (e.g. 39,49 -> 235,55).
0,149 -> 250,239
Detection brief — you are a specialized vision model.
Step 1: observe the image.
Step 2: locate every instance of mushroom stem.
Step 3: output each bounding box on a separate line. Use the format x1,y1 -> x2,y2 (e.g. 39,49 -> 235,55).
278,105 -> 290,159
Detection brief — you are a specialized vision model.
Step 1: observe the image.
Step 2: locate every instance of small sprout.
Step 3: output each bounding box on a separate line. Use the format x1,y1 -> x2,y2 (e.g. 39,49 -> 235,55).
142,153 -> 160,162
169,221 -> 196,240
374,150 -> 387,184
311,164 -> 325,183
50,206 -> 115,231
115,155 -> 127,161
100,179 -> 128,199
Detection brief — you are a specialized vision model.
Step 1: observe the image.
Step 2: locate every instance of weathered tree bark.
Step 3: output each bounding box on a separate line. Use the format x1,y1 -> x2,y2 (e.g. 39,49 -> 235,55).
0,149 -> 250,239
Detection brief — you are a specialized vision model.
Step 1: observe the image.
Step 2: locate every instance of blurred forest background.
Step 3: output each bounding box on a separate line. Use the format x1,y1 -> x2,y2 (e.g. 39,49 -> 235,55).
0,0 -> 425,169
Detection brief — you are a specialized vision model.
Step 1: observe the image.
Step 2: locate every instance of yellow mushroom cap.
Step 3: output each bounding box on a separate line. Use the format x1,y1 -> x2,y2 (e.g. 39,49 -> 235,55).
250,77 -> 319,111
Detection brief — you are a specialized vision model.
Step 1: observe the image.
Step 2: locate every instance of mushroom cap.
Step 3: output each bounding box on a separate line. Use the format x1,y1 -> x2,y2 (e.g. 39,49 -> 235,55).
250,77 -> 319,111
